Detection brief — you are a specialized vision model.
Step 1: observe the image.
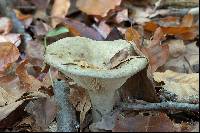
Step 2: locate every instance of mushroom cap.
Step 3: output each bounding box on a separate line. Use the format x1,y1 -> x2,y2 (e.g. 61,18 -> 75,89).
45,37 -> 148,79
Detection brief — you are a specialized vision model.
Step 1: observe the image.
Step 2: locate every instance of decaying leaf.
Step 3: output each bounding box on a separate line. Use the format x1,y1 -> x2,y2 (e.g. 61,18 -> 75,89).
14,9 -> 32,21
51,0 -> 71,28
153,70 -> 199,101
115,9 -> 129,23
163,41 -> 199,73
180,14 -> 194,27
16,60 -> 42,91
0,33 -> 21,47
0,17 -> 13,34
63,18 -> 104,40
141,27 -> 169,73
33,21 -> 52,37
144,14 -> 197,40
0,100 -> 24,122
24,95 -> 57,131
76,0 -> 121,17
112,112 -> 179,132
69,87 -> 91,127
125,27 -> 141,46
167,39 -> 186,58
0,86 -> 17,107
25,40 -> 45,66
0,42 -> 20,71
107,47 -> 130,69
93,21 -> 111,38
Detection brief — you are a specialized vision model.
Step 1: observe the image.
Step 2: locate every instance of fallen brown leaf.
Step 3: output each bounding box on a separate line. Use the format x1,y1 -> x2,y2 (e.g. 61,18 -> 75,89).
25,40 -> 45,66
0,17 -> 13,34
166,39 -> 186,58
76,0 -> 121,17
141,27 -> 169,73
51,0 -> 71,28
180,14 -> 194,27
163,41 -> 199,73
115,9 -> 129,23
63,18 -> 104,40
125,27 -> 141,46
112,112 -> 179,132
0,100 -> 24,122
93,21 -> 111,38
144,14 -> 197,40
16,60 -> 42,91
0,42 -> 20,71
69,86 -> 91,128
0,86 -> 17,107
153,70 -> 199,101
24,95 -> 57,131
107,47 -> 130,69
0,33 -> 21,47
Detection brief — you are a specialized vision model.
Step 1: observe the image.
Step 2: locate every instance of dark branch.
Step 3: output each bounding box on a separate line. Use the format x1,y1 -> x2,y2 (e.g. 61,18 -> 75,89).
119,101 -> 199,112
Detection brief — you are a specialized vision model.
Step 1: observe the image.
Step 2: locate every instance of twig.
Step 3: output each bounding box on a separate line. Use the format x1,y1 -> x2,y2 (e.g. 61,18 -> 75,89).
53,80 -> 78,132
119,101 -> 199,112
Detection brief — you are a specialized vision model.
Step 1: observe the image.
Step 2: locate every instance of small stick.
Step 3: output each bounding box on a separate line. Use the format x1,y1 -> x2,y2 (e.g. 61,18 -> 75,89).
53,80 -> 78,132
119,101 -> 199,112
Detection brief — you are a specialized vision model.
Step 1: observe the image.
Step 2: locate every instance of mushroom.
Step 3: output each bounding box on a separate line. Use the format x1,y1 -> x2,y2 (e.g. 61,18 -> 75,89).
44,37 -> 148,122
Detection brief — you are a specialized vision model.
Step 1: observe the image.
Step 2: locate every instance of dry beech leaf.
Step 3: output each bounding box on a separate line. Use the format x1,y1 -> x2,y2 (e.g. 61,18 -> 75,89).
93,21 -> 111,38
0,17 -> 13,34
0,87 -> 17,107
141,27 -> 169,73
112,112 -> 179,132
33,21 -> 52,37
51,0 -> 71,28
180,14 -> 193,27
153,70 -> 199,101
144,14 -> 197,40
16,60 -> 42,91
115,9 -> 129,23
0,34 -> 21,47
14,9 -> 32,21
107,47 -> 130,69
0,42 -> 20,71
25,40 -> 45,65
0,100 -> 24,122
24,95 -> 57,130
63,18 -> 103,40
163,41 -> 198,73
69,87 -> 91,127
76,0 -> 121,17
125,27 -> 141,46
166,39 -> 186,58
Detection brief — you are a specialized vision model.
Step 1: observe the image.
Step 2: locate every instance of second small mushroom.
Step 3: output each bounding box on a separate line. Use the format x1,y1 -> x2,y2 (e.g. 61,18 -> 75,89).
45,37 -> 148,122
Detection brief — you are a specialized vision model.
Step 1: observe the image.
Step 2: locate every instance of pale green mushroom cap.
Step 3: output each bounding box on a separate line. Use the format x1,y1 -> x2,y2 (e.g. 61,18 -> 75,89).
44,37 -> 148,79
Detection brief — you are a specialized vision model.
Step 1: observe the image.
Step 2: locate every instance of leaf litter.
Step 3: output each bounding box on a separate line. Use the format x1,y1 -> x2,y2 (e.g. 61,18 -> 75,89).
0,0 -> 199,132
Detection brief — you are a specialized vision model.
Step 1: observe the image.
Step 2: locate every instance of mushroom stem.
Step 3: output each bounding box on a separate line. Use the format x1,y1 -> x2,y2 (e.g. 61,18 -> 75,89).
87,88 -> 116,122
70,75 -> 128,122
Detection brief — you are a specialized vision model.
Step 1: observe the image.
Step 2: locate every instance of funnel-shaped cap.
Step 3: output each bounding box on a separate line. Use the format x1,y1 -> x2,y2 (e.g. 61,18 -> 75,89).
45,37 -> 147,79
45,37 -> 148,122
